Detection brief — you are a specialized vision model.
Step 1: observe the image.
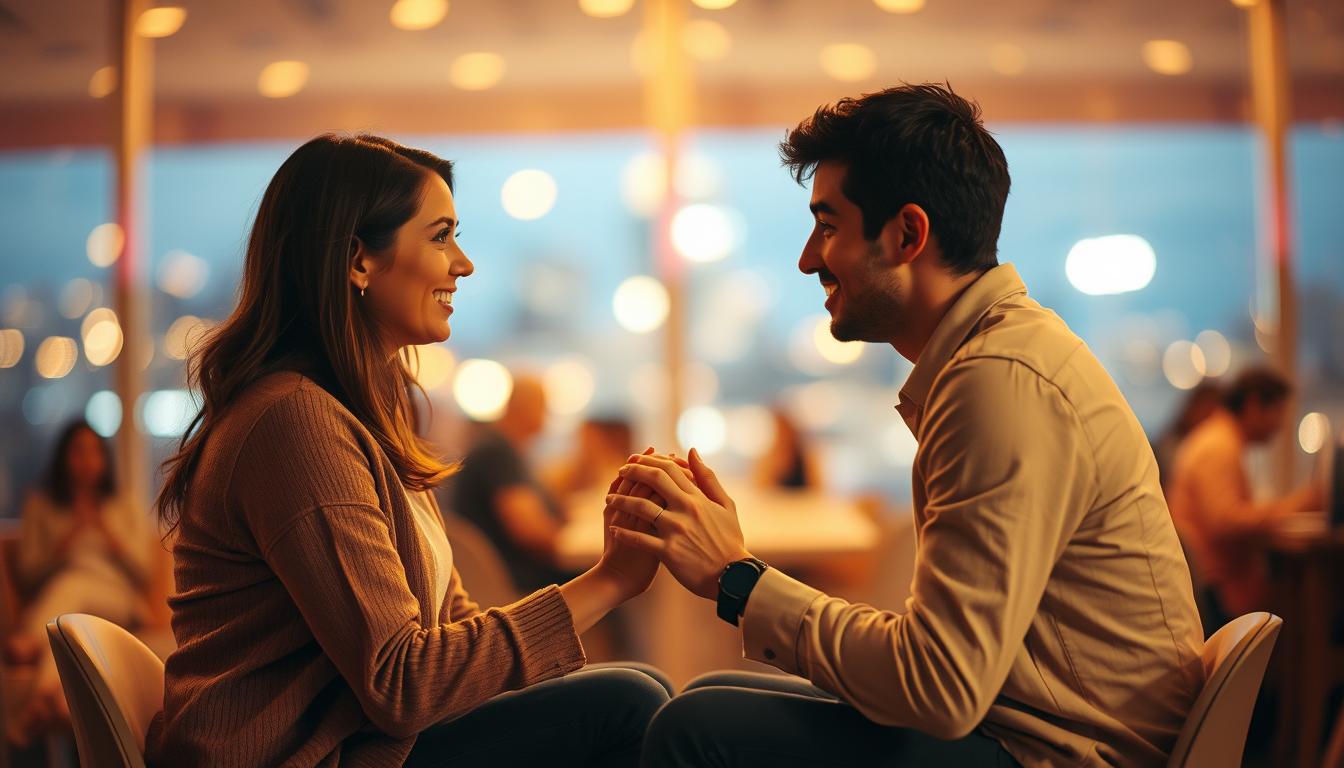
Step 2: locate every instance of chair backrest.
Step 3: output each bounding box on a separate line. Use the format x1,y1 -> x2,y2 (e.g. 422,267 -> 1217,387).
439,512 -> 520,610
1168,612 -> 1282,768
46,614 -> 165,768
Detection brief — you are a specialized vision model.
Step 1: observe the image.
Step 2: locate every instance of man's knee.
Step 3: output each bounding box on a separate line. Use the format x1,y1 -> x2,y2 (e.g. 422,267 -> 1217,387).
583,667 -> 670,732
644,687 -> 740,767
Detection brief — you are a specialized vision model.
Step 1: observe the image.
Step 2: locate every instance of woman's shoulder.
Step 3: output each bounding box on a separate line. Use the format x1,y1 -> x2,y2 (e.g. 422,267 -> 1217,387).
213,371 -> 367,457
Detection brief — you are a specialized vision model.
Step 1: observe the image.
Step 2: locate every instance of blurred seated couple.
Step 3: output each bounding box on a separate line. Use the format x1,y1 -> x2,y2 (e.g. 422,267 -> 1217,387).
146,83 -> 1204,767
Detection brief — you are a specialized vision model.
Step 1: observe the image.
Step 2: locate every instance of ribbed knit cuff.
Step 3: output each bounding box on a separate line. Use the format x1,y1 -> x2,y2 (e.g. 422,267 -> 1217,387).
505,585 -> 587,684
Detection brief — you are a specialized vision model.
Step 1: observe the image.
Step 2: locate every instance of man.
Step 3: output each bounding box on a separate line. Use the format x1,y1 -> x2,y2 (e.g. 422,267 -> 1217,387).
447,374 -> 571,592
607,84 -> 1205,767
1168,367 -> 1322,624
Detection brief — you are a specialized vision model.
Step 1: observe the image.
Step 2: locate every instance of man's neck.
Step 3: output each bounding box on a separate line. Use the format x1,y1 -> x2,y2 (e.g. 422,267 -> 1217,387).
889,268 -> 984,364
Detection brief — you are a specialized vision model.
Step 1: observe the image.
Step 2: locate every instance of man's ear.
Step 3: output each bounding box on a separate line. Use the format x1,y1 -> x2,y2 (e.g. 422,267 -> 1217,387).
349,236 -> 375,291
877,203 -> 930,266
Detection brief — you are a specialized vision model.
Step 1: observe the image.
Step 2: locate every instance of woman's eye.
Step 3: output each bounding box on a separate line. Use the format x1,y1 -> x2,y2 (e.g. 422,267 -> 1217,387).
433,227 -> 452,243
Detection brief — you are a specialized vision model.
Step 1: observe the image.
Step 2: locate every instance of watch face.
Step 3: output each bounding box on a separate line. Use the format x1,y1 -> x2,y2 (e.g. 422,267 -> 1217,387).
720,562 -> 760,598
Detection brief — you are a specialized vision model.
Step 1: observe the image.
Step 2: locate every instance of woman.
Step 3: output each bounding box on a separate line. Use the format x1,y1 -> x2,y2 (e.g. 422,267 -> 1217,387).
148,134 -> 668,766
5,420 -> 151,744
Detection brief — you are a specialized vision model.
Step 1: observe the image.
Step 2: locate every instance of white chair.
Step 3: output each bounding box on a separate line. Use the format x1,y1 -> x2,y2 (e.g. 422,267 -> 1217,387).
1168,612 -> 1282,767
45,614 -> 163,768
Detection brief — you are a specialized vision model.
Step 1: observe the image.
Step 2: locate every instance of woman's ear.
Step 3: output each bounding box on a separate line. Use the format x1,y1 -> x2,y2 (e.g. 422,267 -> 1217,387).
349,236 -> 373,293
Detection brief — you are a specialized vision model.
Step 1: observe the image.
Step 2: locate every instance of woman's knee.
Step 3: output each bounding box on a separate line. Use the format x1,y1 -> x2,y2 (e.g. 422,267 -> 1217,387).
577,667 -> 670,724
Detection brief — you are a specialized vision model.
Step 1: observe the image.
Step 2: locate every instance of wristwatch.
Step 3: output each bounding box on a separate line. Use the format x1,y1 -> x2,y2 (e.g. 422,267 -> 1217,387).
716,557 -> 769,626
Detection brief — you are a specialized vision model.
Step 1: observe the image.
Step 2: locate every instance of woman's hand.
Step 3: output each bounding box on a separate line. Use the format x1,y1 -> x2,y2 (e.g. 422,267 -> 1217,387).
593,448 -> 663,601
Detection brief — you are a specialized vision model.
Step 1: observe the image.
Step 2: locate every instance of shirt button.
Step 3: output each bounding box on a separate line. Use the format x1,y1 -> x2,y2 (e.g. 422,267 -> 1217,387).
763,648 -> 776,660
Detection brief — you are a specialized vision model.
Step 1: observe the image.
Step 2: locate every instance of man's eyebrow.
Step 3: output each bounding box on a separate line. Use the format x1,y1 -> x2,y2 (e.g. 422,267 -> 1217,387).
425,216 -> 457,228
809,201 -> 837,216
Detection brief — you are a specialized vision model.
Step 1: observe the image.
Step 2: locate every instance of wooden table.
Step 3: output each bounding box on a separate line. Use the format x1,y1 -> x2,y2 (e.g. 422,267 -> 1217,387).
555,484 -> 880,687
1267,515 -> 1344,768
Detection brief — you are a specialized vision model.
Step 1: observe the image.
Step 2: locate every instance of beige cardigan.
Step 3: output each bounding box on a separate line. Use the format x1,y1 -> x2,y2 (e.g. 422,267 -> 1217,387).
146,372 -> 586,767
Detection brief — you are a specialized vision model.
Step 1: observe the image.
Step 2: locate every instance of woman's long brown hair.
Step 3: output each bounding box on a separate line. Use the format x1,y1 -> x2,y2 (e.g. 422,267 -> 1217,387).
155,134 -> 457,532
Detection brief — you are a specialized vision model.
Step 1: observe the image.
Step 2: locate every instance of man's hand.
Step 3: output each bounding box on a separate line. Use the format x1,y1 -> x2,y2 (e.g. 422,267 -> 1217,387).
606,448 -> 752,600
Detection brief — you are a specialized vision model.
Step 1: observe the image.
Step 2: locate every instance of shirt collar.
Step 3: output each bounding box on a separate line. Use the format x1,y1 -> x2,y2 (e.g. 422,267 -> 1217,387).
896,263 -> 1028,427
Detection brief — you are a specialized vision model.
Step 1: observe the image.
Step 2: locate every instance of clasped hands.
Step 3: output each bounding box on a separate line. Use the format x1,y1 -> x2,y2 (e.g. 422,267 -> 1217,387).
593,447 -> 753,602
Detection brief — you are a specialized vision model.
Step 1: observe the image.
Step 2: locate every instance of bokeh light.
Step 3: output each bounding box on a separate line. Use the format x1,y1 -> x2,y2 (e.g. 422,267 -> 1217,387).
157,249 -> 210,299
677,406 -> 727,454
813,316 -> 864,365
165,315 -> 209,360
725,405 -> 776,458
258,61 -> 309,98
1298,412 -> 1330,454
690,0 -> 737,9
874,0 -> 925,12
820,43 -> 876,82
453,359 -> 514,421
140,389 -> 200,438
613,276 -> 669,334
1065,235 -> 1156,295
1162,340 -> 1207,390
501,169 -> 557,220
35,336 -> 78,379
670,204 -> 739,263
83,315 -> 124,367
87,223 -> 124,268
89,66 -> 117,98
579,0 -> 635,18
59,278 -> 96,319
0,328 -> 23,368
409,344 -> 456,390
85,390 -> 123,438
136,6 -> 187,38
683,19 -> 732,61
1142,40 -> 1193,76
1194,330 -> 1231,377
390,0 -> 448,31
544,358 -> 597,416
450,52 -> 507,91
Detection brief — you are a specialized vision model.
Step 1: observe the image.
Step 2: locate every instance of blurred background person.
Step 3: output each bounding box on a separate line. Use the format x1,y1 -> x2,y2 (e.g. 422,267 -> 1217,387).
546,417 -> 636,502
1153,381 -> 1224,494
1167,367 -> 1323,626
447,374 -> 573,593
751,407 -> 820,491
4,419 -> 152,745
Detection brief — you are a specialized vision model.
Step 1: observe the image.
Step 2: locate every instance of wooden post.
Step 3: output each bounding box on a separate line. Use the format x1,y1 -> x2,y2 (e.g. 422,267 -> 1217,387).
1247,0 -> 1297,493
112,0 -> 152,516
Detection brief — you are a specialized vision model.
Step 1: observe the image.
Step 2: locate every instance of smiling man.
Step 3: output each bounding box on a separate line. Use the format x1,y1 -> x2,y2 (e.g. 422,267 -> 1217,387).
608,84 -> 1206,767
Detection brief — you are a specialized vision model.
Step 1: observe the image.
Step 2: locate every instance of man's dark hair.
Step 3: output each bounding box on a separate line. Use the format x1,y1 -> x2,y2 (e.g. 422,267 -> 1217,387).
1224,366 -> 1291,414
780,83 -> 1010,275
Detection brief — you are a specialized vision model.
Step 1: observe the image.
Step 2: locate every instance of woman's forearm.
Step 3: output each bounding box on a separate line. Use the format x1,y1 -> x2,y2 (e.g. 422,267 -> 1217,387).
558,568 -> 625,635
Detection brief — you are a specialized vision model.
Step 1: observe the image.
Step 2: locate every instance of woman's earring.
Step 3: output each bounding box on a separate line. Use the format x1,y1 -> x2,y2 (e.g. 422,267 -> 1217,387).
359,286 -> 366,297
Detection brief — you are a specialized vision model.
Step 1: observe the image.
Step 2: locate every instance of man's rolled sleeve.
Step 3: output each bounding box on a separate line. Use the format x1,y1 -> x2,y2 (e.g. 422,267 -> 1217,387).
741,568 -> 824,674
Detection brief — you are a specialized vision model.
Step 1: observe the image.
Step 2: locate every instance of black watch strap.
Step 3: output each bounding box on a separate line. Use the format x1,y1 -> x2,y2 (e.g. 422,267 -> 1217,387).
717,557 -> 769,626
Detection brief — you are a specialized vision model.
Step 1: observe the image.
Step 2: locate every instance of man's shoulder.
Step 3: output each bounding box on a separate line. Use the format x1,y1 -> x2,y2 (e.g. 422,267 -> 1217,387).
950,296 -> 1083,385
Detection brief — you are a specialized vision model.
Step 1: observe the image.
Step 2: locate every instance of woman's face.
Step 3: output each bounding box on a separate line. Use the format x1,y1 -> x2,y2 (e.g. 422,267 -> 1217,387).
66,428 -> 107,491
355,173 -> 474,352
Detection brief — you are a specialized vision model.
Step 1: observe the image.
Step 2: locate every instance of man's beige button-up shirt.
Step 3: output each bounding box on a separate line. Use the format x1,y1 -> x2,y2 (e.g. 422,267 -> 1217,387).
741,264 -> 1206,767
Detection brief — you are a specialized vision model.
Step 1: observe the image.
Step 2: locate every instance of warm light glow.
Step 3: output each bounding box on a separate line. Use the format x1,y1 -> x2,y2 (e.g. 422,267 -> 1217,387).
35,336 -> 78,379
85,390 -> 122,438
0,328 -> 23,368
1142,40 -> 1193,76
165,315 -> 208,360
691,0 -> 737,9
1230,0 -> 1257,8
1163,340 -> 1207,390
677,406 -> 727,454
89,66 -> 116,98
813,316 -> 863,365
683,19 -> 732,61
544,358 -> 597,416
671,204 -> 738,263
450,52 -> 506,91
258,61 -> 309,98
1065,235 -> 1156,295
1298,412 -> 1330,454
390,0 -> 448,31
619,151 -> 721,217
613,276 -> 670,334
579,0 -> 635,18
453,359 -> 514,421
874,0 -> 925,12
1194,330 -> 1232,377
788,382 -> 843,430
820,43 -> 876,82
684,362 -> 720,406
157,249 -> 210,299
87,223 -> 124,268
882,422 -> 919,466
989,43 -> 1026,76
59,279 -> 95,319
80,307 -> 116,340
136,6 -> 186,38
500,169 -> 557,220
140,389 -> 199,438
83,316 -> 123,367
725,405 -> 776,458
409,344 -> 456,390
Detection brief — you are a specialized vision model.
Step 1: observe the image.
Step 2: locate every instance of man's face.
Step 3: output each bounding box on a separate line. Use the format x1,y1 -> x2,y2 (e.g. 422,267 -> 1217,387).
1241,397 -> 1288,444
797,161 -> 903,343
